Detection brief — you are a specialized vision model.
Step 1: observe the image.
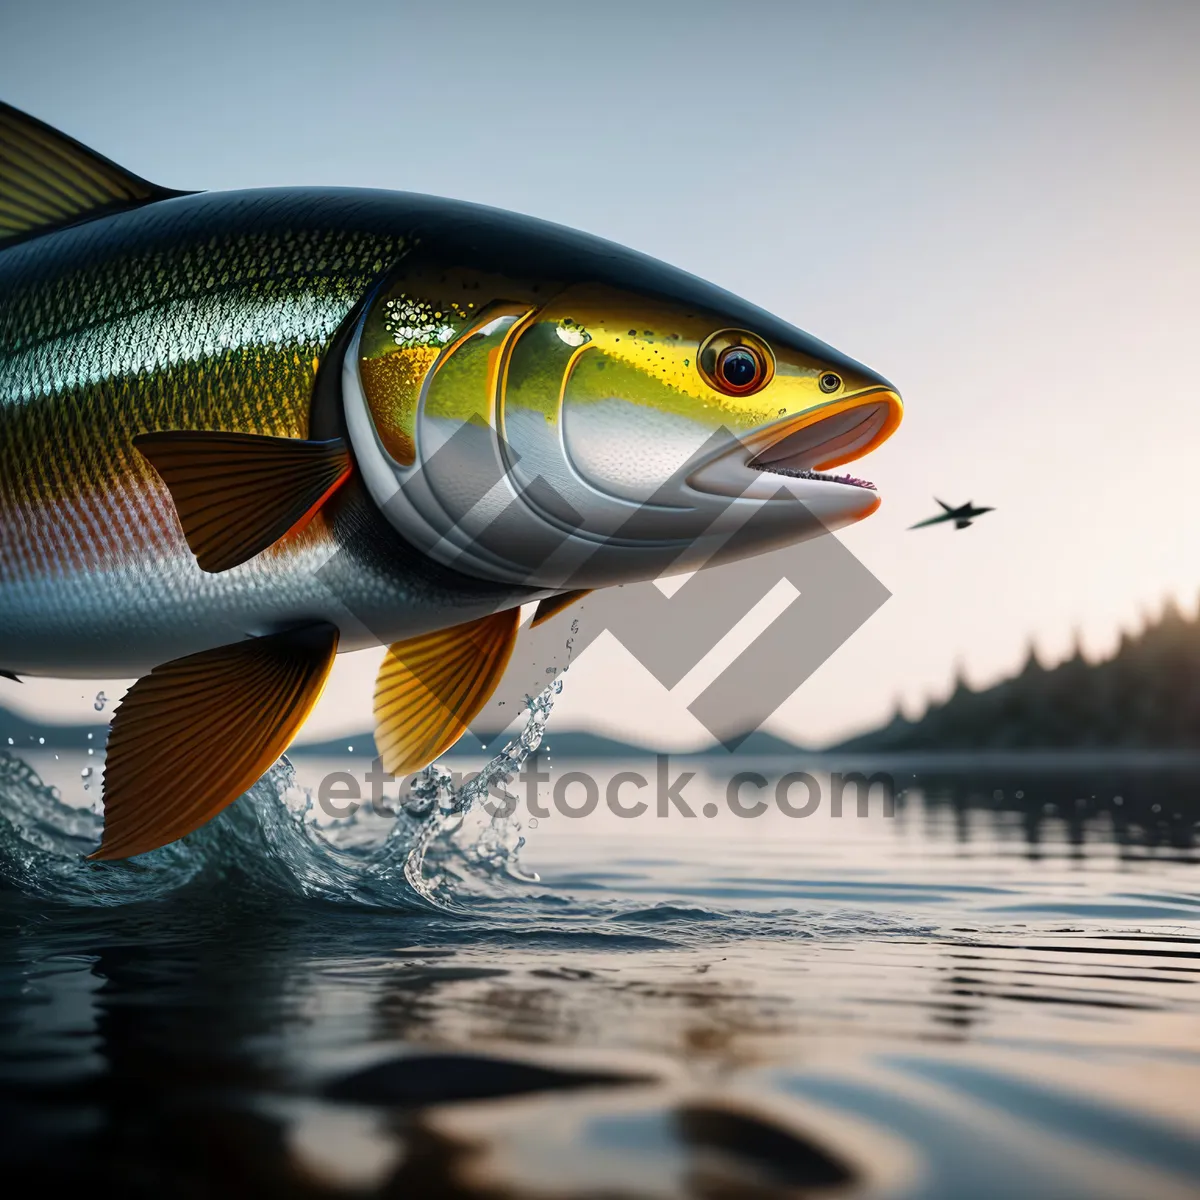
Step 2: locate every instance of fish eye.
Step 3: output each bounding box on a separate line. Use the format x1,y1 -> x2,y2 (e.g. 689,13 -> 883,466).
718,346 -> 763,392
819,372 -> 842,394
698,330 -> 774,396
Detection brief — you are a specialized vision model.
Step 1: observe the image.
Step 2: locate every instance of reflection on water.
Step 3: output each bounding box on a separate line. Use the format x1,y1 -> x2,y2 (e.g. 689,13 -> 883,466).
1,751 -> 1199,1196
902,761 -> 1199,859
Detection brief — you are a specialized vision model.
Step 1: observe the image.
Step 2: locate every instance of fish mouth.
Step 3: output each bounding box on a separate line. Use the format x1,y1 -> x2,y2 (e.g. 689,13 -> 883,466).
751,465 -> 878,490
688,388 -> 902,503
746,390 -> 901,491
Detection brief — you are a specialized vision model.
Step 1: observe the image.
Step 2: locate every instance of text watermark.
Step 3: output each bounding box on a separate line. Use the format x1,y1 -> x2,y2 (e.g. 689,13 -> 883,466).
311,753 -> 896,822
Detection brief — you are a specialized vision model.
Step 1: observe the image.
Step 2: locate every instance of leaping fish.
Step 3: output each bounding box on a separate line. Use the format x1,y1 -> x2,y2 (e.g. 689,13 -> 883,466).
0,103 -> 903,859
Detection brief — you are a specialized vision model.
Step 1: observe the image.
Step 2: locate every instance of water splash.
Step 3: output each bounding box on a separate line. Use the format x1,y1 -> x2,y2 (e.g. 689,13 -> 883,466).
0,678 -> 564,912
401,677 -> 561,906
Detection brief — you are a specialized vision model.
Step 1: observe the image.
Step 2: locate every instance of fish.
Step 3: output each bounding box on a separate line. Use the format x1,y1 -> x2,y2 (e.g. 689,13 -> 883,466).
0,102 -> 903,859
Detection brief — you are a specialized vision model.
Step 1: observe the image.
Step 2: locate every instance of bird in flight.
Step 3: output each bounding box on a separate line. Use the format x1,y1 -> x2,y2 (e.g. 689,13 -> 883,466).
909,499 -> 994,530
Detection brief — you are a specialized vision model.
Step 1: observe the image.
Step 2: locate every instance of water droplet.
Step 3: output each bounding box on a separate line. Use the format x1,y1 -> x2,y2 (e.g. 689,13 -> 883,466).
81,767 -> 92,779
347,744 -> 354,752
93,691 -> 107,712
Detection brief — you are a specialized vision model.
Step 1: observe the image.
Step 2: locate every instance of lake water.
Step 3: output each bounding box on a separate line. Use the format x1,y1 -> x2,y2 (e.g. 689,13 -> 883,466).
1,742 -> 1198,1197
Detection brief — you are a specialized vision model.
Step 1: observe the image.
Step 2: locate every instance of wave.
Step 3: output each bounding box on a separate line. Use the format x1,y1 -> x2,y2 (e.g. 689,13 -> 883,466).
0,680 -> 562,912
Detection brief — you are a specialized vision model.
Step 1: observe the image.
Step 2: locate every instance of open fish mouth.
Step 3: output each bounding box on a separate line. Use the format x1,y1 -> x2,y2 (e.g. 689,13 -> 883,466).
688,388 -> 901,503
745,392 -> 899,491
751,464 -> 877,490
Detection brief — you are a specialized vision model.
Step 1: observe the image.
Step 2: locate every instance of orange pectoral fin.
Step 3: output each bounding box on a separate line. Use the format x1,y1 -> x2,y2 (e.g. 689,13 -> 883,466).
374,609 -> 522,775
89,624 -> 339,860
134,430 -> 352,572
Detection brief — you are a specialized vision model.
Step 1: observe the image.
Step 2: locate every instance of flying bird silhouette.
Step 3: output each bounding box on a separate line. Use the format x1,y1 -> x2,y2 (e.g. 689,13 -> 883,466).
910,499 -> 994,530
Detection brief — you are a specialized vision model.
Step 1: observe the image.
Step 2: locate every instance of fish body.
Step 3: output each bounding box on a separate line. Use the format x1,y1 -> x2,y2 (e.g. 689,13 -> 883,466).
0,188 -> 543,675
0,104 -> 903,857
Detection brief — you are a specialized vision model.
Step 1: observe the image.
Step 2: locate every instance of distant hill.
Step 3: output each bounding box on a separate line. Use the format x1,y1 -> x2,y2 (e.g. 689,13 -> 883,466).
297,602 -> 1200,758
836,599 -> 1200,752
290,726 -> 806,759
0,701 -> 804,762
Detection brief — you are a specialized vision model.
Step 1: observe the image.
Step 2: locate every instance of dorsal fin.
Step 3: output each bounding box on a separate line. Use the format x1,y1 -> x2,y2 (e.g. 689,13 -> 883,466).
0,101 -> 187,247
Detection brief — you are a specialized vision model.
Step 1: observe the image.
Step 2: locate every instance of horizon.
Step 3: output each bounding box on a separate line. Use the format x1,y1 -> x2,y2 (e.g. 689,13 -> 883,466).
7,586 -> 1197,751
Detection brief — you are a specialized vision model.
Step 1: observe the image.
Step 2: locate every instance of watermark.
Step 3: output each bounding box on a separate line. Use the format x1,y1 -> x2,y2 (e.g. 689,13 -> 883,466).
312,752 -> 896,822
317,419 -> 890,753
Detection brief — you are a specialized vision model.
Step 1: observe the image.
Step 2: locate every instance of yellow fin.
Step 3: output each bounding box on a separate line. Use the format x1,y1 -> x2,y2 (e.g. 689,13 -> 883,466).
374,610 -> 521,774
135,430 -> 352,572
0,101 -> 186,246
531,590 -> 592,627
90,624 -> 339,860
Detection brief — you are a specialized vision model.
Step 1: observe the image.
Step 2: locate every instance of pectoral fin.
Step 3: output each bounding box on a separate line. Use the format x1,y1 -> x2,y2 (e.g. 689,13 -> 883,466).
135,431 -> 352,572
90,624 -> 339,860
374,610 -> 521,774
531,589 -> 591,627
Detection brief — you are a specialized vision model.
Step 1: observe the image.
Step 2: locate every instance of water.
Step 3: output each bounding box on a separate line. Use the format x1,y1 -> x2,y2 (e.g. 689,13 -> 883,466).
1,729 -> 1198,1196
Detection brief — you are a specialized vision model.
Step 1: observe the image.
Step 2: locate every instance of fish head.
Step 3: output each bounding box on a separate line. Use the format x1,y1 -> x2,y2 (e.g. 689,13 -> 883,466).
344,208 -> 902,590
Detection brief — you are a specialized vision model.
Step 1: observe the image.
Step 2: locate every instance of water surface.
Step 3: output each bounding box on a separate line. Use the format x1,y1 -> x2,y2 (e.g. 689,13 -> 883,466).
1,743 -> 1198,1197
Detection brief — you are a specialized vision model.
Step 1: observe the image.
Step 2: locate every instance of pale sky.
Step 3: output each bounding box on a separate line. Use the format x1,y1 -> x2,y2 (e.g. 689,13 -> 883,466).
3,1 -> 1199,747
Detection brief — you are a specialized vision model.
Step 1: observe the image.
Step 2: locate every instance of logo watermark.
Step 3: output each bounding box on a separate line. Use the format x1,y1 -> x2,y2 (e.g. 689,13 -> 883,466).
318,419 -> 890,753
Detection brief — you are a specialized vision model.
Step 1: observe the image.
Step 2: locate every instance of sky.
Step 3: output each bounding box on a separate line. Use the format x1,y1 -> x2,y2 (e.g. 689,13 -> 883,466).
3,0 -> 1199,747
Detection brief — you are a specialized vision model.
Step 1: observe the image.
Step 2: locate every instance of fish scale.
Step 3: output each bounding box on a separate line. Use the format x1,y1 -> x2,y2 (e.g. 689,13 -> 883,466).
0,188 -> 527,675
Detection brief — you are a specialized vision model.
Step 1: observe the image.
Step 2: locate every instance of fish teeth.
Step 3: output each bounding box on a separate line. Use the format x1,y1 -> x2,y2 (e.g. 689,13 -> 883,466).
751,463 -> 876,491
